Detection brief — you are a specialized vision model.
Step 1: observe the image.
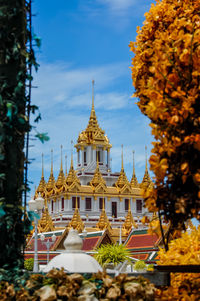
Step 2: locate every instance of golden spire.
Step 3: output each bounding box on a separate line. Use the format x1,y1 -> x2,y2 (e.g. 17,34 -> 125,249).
115,145 -> 130,189
68,193 -> 84,232
75,81 -> 112,149
65,154 -> 67,177
46,150 -> 55,192
122,199 -> 138,233
121,144 -> 124,170
56,145 -> 65,188
96,197 -> 111,231
38,204 -> 55,233
140,146 -> 152,188
92,79 -> 95,111
90,157 -> 106,188
66,142 -> 80,187
37,153 -> 46,195
130,150 -> 139,188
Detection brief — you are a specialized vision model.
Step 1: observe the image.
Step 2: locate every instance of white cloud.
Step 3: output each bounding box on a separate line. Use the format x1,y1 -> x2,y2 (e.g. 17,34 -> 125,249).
97,0 -> 136,13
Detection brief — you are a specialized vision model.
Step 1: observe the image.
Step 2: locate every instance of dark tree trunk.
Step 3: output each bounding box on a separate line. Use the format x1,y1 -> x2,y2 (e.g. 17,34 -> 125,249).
0,0 -> 27,268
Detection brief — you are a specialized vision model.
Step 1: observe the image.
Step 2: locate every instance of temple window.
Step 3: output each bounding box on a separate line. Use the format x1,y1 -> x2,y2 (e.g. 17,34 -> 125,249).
51,200 -> 54,213
61,197 -> 64,211
72,196 -> 80,209
85,198 -> 91,211
96,150 -> 100,162
84,150 -> 87,163
124,199 -> 129,211
99,197 -> 103,210
136,199 -> 142,213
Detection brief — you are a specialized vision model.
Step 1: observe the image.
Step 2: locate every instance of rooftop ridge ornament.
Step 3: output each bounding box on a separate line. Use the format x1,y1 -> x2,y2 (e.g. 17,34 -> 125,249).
121,144 -> 124,170
65,154 -> 67,177
140,146 -> 152,188
56,145 -> 65,188
46,149 -> 55,192
92,79 -> 95,111
36,153 -> 46,195
130,150 -> 139,188
42,153 -> 44,178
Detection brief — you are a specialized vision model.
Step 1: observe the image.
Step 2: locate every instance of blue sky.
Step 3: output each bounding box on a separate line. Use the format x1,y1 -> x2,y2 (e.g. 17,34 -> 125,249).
29,0 -> 155,195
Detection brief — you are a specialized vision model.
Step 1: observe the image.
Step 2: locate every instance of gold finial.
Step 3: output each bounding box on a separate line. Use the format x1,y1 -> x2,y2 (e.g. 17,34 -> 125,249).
36,153 -> 46,197
42,153 -> 44,178
46,149 -> 55,192
60,145 -> 63,171
70,140 -> 74,167
56,145 -> 65,188
130,150 -> 139,188
140,146 -> 152,188
133,151 -> 135,175
65,154 -> 67,176
121,144 -> 124,170
145,146 -> 148,171
92,80 -> 95,110
50,149 -> 53,175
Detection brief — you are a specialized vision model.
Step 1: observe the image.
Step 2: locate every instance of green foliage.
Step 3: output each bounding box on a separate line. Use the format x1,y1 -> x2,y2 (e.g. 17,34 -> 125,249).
134,261 -> 147,271
0,0 -> 43,269
94,244 -> 132,267
24,258 -> 34,271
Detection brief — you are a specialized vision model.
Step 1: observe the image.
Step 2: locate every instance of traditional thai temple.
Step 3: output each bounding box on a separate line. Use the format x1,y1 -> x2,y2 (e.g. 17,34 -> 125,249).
34,81 -> 153,237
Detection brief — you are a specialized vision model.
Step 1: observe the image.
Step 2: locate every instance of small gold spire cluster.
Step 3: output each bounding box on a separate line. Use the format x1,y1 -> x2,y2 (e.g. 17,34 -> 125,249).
140,146 -> 152,189
96,198 -> 111,231
115,145 -> 131,192
122,199 -> 138,233
90,159 -> 106,190
38,206 -> 55,233
67,197 -> 84,232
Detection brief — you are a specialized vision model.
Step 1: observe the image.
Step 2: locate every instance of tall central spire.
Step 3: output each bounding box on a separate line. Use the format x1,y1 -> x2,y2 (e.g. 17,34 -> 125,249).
75,81 -> 112,149
92,79 -> 95,111
121,144 -> 124,170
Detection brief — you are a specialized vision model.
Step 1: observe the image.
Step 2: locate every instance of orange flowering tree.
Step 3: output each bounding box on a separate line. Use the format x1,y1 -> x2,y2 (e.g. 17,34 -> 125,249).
130,0 -> 200,241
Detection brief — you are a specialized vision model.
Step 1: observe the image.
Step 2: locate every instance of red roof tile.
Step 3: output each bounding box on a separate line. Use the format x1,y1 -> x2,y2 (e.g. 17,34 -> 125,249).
126,233 -> 159,249
82,237 -> 99,251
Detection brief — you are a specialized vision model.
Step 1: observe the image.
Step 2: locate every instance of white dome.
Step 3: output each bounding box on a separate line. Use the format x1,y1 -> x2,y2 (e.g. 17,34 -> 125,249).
43,229 -> 102,273
43,251 -> 102,273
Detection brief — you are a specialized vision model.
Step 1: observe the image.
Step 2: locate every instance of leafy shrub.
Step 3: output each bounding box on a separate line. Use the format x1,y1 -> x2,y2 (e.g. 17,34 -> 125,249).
134,260 -> 147,271
24,258 -> 34,271
94,244 -> 132,267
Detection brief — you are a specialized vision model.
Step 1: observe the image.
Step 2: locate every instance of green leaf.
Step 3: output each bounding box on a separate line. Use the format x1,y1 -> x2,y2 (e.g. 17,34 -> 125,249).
6,102 -> 13,121
35,132 -> 50,143
33,34 -> 42,48
0,206 -> 5,218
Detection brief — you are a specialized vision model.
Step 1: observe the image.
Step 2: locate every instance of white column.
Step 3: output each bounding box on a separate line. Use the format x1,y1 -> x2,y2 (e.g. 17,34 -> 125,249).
93,148 -> 96,164
80,197 -> 84,211
107,150 -> 110,169
81,149 -> 84,167
103,149 -> 105,166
